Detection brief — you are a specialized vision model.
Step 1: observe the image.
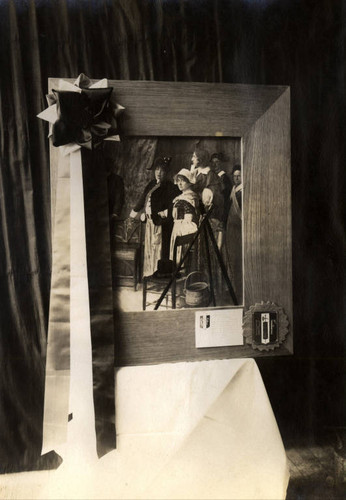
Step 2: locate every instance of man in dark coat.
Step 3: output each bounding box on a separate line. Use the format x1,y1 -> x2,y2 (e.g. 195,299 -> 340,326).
210,153 -> 232,227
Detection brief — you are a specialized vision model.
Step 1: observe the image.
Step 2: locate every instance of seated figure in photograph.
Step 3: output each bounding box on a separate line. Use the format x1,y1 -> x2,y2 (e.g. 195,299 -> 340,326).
130,157 -> 179,278
169,168 -> 200,266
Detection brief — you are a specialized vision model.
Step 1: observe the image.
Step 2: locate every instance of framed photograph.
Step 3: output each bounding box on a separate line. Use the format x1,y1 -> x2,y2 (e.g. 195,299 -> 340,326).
49,79 -> 292,365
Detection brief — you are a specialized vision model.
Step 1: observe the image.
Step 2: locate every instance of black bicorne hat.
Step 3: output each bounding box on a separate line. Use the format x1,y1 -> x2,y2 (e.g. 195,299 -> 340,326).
147,156 -> 172,170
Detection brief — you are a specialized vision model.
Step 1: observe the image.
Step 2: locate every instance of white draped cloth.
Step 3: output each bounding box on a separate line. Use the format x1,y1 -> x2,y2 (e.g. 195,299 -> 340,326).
35,358 -> 289,500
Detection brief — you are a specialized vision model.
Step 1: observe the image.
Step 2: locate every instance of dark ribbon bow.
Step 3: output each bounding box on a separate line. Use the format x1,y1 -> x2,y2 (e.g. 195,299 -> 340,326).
51,87 -> 116,149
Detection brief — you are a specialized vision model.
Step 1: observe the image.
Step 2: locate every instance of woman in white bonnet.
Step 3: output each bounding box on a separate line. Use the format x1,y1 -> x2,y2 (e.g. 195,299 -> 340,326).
169,168 -> 200,264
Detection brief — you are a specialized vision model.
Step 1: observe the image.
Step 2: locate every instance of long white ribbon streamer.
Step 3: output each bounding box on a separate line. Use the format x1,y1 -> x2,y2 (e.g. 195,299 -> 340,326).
67,150 -> 97,463
41,153 -> 71,455
42,149 -> 97,463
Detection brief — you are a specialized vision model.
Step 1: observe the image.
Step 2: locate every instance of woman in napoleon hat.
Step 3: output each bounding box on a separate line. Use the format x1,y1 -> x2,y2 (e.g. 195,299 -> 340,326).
130,157 -> 179,278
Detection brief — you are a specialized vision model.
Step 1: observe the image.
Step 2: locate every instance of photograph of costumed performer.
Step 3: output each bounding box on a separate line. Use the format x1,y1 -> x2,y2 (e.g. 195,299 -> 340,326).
170,168 -> 200,267
209,153 -> 232,229
189,148 -> 227,299
225,165 -> 243,304
190,148 -> 224,248
129,157 -> 179,278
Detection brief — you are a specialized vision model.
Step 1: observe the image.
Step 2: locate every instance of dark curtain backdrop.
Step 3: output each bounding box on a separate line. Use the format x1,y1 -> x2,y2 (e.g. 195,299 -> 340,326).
0,0 -> 344,472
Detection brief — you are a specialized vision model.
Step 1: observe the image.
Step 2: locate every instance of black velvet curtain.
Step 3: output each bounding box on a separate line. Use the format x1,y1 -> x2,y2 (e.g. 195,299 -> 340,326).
0,0 -> 344,472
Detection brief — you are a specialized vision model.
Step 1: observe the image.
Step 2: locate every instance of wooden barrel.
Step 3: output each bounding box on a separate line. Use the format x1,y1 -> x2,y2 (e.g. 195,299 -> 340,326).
185,272 -> 209,307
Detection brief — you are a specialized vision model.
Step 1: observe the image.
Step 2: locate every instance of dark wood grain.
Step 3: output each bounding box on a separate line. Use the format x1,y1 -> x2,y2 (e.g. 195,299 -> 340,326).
49,80 -> 293,366
243,88 -> 293,353
49,79 -> 287,137
114,308 -> 292,367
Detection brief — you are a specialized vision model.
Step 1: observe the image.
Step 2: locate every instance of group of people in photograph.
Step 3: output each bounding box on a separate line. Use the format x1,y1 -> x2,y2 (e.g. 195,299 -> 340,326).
128,149 -> 243,305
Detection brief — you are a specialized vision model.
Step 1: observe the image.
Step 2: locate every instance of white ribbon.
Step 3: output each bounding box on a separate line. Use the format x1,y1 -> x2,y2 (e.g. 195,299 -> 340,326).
39,76 -> 120,459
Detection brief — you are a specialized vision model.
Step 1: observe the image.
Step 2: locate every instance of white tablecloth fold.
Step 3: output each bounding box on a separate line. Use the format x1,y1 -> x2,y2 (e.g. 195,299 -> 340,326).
137,359 -> 290,499
39,358 -> 289,500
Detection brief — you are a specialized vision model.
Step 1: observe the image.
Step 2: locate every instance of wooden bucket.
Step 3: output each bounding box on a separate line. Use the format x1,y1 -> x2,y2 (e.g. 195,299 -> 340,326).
185,272 -> 210,307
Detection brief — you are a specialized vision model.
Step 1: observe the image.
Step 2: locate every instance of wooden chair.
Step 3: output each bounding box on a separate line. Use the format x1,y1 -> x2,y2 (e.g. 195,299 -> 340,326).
111,218 -> 143,291
142,232 -> 197,310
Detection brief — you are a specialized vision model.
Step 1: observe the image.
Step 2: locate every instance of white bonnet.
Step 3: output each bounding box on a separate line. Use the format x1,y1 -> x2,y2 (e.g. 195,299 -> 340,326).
174,168 -> 196,184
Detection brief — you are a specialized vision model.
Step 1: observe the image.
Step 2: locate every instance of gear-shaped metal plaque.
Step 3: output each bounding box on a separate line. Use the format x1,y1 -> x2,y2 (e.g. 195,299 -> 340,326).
243,301 -> 289,351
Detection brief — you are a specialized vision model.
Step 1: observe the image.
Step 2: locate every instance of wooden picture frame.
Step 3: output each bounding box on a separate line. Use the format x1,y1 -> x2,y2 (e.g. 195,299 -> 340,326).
49,79 -> 292,366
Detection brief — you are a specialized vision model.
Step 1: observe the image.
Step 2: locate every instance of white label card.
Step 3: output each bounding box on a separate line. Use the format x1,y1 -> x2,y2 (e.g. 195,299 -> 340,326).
195,308 -> 244,348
